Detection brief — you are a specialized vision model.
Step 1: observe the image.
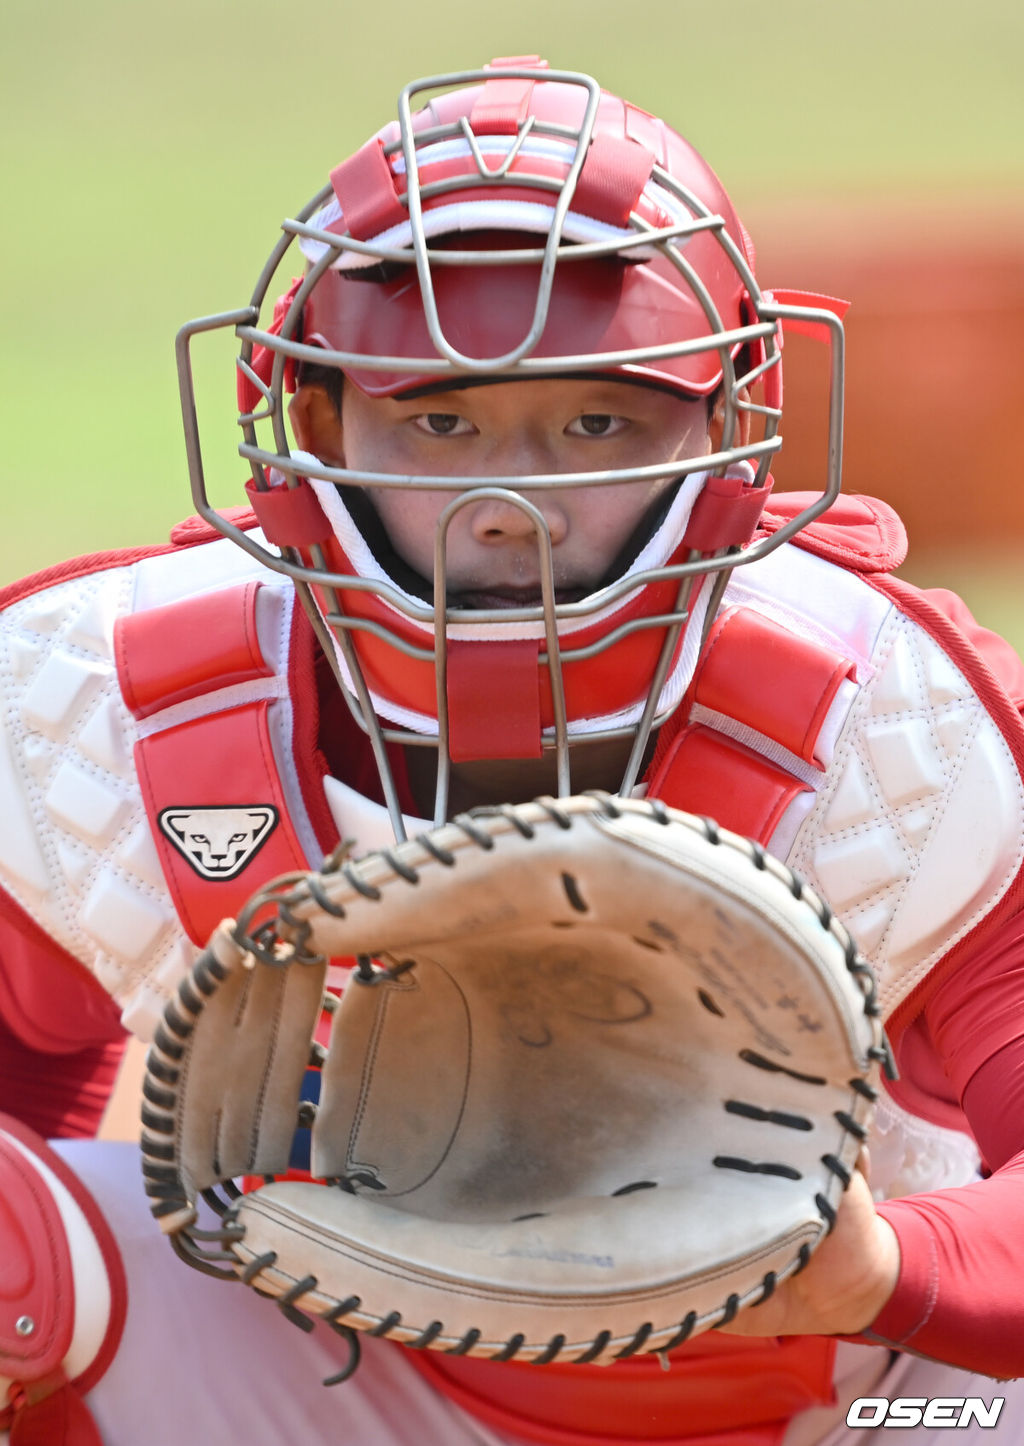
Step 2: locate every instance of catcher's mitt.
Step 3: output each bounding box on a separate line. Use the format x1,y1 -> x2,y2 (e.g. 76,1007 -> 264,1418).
141,794 -> 890,1370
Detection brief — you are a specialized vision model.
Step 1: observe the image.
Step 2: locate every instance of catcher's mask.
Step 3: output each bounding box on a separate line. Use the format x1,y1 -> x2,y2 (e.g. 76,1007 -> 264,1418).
176,58 -> 847,833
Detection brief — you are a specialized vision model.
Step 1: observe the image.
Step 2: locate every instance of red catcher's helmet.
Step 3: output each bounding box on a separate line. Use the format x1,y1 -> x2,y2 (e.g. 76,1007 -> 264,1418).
177,59 -> 847,833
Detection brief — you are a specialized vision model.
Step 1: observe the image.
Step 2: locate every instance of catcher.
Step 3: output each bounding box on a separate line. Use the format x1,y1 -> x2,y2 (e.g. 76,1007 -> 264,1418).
2,56 -> 1024,1445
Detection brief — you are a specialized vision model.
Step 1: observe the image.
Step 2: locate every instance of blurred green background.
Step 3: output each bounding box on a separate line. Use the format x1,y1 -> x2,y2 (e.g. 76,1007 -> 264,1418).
2,0 -> 1022,648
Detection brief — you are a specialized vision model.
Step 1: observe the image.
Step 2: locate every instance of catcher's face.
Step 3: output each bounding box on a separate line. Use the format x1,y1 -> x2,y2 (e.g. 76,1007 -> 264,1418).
290,377 -> 716,603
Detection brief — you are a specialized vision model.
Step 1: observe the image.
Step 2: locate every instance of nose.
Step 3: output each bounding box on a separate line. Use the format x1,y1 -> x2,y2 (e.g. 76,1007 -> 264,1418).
461,426 -> 571,549
467,490 -> 569,548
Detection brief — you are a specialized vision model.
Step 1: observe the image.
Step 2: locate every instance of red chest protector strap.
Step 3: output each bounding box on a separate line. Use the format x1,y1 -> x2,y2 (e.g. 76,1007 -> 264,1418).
115,582 -> 314,946
648,605 -> 856,847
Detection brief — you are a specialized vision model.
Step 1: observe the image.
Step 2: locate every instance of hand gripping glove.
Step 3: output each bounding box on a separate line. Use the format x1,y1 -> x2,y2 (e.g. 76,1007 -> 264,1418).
140,794 -> 890,1370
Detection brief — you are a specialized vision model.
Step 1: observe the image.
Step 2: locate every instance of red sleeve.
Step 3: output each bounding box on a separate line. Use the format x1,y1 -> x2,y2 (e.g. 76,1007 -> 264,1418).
862,915 -> 1024,1374
0,1009 -> 126,1139
850,584 -> 1024,1373
0,888 -> 127,1138
0,884 -> 123,1053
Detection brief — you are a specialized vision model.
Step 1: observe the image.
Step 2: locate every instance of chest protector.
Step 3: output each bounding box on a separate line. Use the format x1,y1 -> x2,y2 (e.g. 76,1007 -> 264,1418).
1,501 -> 1022,1174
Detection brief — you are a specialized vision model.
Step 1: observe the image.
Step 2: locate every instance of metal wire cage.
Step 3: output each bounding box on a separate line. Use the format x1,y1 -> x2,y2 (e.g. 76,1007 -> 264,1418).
174,62 -> 846,835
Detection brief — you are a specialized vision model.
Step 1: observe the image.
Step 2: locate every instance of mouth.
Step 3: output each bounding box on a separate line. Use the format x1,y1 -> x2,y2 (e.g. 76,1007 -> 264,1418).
449,585 -> 589,611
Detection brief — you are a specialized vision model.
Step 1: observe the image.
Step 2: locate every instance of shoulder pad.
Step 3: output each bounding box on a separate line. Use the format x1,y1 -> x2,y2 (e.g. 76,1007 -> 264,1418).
759,492 -> 908,574
0,509 -> 261,617
0,543 -> 172,616
0,539 -> 275,1041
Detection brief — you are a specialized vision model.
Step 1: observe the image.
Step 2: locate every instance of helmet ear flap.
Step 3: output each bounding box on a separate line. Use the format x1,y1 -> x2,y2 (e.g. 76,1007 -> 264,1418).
761,321 -> 784,413
237,275 -> 303,416
757,290 -> 852,415
736,292 -> 784,414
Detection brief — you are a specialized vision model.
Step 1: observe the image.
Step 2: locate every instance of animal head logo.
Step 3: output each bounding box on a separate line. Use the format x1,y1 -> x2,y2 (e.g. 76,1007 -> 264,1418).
158,806 -> 278,881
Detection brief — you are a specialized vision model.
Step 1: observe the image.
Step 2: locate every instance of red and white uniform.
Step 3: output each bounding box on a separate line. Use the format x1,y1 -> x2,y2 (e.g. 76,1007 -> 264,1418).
1,495 -> 1024,1444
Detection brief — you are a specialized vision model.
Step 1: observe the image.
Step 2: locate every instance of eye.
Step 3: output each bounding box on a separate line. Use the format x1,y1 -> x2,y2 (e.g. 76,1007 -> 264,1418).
412,413 -> 474,436
566,414 -> 629,437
